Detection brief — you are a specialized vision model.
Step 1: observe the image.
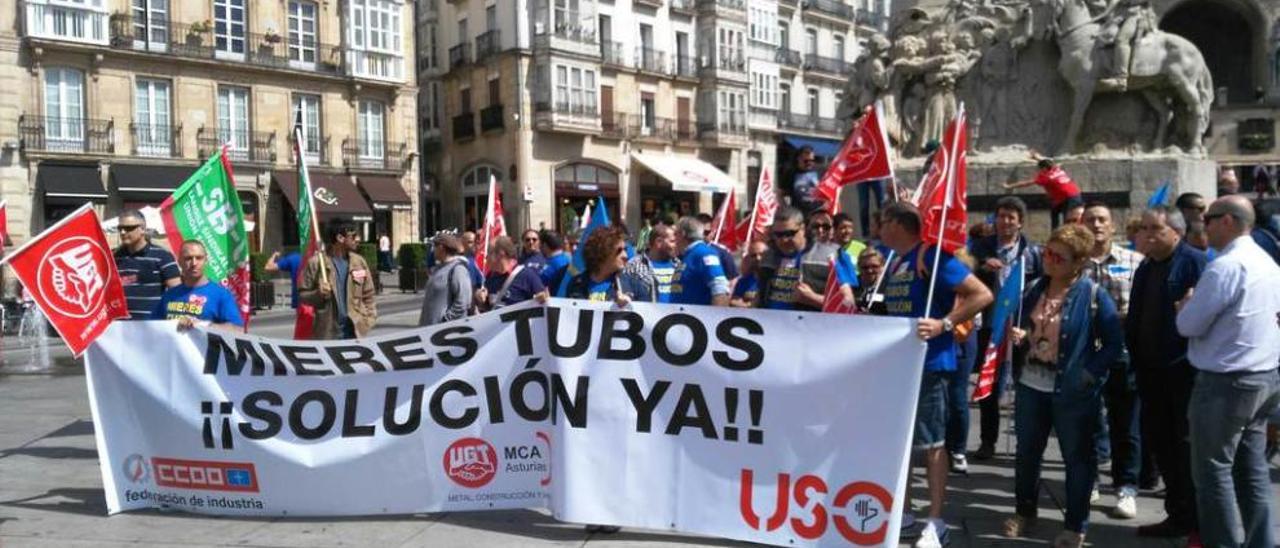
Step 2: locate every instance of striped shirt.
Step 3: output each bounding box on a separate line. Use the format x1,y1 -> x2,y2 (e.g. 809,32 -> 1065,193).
1083,243 -> 1144,319
115,242 -> 180,320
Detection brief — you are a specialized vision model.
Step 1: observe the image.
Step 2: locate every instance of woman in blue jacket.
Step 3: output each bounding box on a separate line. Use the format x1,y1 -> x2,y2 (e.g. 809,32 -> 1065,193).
1001,224 -> 1124,548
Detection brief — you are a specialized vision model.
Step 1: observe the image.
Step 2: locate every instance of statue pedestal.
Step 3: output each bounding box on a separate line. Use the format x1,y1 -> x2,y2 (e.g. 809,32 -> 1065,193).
881,152 -> 1217,240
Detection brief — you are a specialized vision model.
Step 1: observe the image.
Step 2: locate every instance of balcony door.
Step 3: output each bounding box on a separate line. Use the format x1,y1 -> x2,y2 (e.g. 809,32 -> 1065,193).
214,0 -> 247,60
132,0 -> 168,51
135,79 -> 172,157
43,68 -> 85,151
217,86 -> 251,158
358,100 -> 386,161
288,1 -> 319,68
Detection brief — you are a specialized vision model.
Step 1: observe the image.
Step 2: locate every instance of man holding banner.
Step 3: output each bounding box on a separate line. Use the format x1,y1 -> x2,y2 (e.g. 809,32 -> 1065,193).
153,240 -> 243,331
878,201 -> 992,547
299,221 -> 377,339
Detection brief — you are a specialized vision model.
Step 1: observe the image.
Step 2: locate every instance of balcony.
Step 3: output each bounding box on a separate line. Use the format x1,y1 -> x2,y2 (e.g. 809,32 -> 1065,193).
601,41 -> 630,69
534,15 -> 598,58
534,101 -> 600,134
130,123 -> 182,158
674,54 -> 697,79
481,105 -> 505,132
629,115 -> 675,142
698,118 -> 749,147
346,48 -> 404,81
671,0 -> 697,15
857,9 -> 887,28
675,118 -> 697,142
197,128 -> 275,164
802,0 -> 854,22
19,115 -> 115,155
635,0 -> 665,7
778,112 -> 845,136
343,139 -> 405,171
748,107 -> 778,132
107,19 -> 352,78
636,47 -> 669,75
776,49 -> 803,68
287,132 -> 329,165
452,112 -> 476,141
475,30 -> 501,62
701,50 -> 748,83
804,54 -> 850,77
449,43 -> 470,71
26,2 -> 109,45
600,112 -> 628,140
698,0 -> 747,21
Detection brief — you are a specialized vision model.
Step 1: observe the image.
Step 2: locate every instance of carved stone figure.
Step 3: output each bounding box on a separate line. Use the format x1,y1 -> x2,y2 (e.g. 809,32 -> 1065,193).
919,32 -> 978,146
890,35 -> 931,151
975,27 -> 1019,145
838,33 -> 892,121
1096,0 -> 1159,91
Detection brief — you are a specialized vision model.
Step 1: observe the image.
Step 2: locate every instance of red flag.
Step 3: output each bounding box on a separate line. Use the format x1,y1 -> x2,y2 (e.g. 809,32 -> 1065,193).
825,187 -> 842,215
475,174 -> 507,275
816,102 -> 894,205
710,189 -> 740,252
744,168 -> 778,250
972,334 -> 1008,402
1,204 -> 128,356
0,199 -> 9,247
821,257 -> 857,314
919,108 -> 968,254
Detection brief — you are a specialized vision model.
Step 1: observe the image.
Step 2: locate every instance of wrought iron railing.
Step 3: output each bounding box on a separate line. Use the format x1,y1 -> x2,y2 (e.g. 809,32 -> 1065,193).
130,122 -> 182,158
19,115 -> 115,154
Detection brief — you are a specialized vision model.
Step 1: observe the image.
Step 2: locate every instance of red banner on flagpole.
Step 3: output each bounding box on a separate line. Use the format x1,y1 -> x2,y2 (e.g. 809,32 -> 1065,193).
0,204 -> 128,356
816,102 -> 894,206
972,335 -> 1007,402
919,109 -> 969,254
475,174 -> 507,275
821,257 -> 857,314
743,168 -> 778,251
710,189 -> 740,252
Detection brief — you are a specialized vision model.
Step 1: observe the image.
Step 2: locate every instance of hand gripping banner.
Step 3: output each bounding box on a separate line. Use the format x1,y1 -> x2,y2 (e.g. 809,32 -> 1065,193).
86,301 -> 926,547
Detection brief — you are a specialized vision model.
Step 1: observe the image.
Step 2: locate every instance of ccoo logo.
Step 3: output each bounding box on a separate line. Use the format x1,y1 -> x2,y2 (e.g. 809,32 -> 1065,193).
122,454 -> 150,484
443,437 -> 498,489
37,236 -> 111,319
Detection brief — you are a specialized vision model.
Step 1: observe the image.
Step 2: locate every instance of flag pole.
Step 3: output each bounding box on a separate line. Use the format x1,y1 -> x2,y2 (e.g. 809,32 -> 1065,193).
712,188 -> 731,243
924,104 -> 964,318
481,174 -> 498,272
743,169 -> 765,256
294,123 -> 328,287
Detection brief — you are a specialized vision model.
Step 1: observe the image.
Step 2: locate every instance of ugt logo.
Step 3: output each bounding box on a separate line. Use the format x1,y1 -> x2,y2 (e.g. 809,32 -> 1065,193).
38,237 -> 109,318
443,437 -> 498,489
739,469 -> 894,546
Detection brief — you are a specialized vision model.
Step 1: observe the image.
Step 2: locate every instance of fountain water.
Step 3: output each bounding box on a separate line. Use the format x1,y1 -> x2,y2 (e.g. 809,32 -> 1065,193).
9,303 -> 53,372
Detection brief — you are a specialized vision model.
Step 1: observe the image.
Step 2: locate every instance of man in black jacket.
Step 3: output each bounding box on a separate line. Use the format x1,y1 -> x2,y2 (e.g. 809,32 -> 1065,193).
969,196 -> 1044,462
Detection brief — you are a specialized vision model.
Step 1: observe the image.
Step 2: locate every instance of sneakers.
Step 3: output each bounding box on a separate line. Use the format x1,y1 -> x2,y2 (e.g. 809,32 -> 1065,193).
1113,485 -> 1138,519
583,524 -> 621,534
914,518 -> 949,548
1053,530 -> 1085,548
1137,518 -> 1193,537
949,453 -> 969,474
1002,514 -> 1036,538
971,444 -> 996,461
1090,486 -> 1100,504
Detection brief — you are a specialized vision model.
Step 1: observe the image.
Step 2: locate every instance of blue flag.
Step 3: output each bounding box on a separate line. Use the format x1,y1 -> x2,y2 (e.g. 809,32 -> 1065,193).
1147,181 -> 1171,209
556,196 -> 611,296
987,259 -> 1025,348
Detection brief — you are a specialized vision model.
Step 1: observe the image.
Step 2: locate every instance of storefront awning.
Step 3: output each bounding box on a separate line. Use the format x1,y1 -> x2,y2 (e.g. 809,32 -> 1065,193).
111,163 -> 196,197
782,135 -> 842,159
38,163 -> 107,203
630,152 -> 736,194
274,171 -> 373,222
357,176 -> 413,211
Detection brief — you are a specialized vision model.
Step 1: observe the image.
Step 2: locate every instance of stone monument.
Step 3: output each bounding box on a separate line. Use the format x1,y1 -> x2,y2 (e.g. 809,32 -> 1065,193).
841,0 -> 1220,234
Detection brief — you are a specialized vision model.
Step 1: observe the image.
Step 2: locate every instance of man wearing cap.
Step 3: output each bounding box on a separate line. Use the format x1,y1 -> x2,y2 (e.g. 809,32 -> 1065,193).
419,232 -> 473,326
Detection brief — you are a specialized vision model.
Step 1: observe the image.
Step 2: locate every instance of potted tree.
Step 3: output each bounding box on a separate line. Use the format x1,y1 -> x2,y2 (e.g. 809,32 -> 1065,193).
397,243 -> 430,293
250,252 -> 276,310
188,20 -> 213,47
357,242 -> 382,294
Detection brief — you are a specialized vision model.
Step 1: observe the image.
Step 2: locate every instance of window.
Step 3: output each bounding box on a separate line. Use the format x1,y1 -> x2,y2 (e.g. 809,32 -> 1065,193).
457,18 -> 468,45
807,87 -> 819,116
26,0 -> 109,44
780,82 -> 791,112
553,0 -> 580,33
425,24 -> 437,69
748,4 -> 777,45
717,27 -> 743,71
750,71 -> 778,109
358,100 -> 385,158
805,28 -> 817,56
214,0 -> 246,57
718,89 -> 745,131
292,94 -> 322,162
462,165 -> 502,231
348,0 -> 404,80
778,21 -> 789,50
135,78 -> 171,156
833,35 -> 845,62
217,86 -> 250,156
131,0 -> 167,50
641,92 -> 655,130
555,163 -> 617,187
460,87 -> 472,113
423,82 -> 441,130
488,78 -> 500,107
485,4 -> 496,30
554,64 -> 596,114
288,1 -> 318,65
44,67 -> 85,149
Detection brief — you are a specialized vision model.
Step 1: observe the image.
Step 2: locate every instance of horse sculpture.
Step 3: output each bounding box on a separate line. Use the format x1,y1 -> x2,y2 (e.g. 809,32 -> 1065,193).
1038,0 -> 1214,153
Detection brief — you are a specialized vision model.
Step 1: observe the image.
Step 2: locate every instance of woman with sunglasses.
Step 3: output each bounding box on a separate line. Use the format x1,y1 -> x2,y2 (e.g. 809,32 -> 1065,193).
1002,224 -> 1123,548
560,226 -> 643,308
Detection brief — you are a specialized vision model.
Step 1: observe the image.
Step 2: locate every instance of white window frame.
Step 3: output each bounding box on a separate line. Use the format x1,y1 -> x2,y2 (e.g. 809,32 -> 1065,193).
131,0 -> 168,51
288,0 -> 319,67
833,35 -> 845,62
748,4 -> 777,46
214,0 -> 246,59
217,85 -> 251,156
807,87 -> 819,116
805,27 -> 818,56
135,78 -> 172,156
717,27 -> 743,71
358,99 -> 386,159
554,64 -> 596,115
750,70 -> 777,110
348,0 -> 405,81
43,67 -> 85,149
25,0 -> 109,45
292,93 -> 322,162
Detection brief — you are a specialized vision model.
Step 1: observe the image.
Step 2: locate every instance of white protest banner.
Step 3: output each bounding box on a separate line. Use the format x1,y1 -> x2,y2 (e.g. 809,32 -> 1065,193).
86,300 -> 926,547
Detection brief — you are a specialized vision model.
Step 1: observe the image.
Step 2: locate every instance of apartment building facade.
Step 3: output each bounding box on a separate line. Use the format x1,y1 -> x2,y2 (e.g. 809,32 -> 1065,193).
420,0 -> 884,234
5,0 -> 419,252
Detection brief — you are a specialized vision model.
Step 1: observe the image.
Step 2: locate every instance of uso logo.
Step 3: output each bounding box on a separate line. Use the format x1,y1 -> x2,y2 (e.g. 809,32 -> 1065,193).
443,437 -> 498,489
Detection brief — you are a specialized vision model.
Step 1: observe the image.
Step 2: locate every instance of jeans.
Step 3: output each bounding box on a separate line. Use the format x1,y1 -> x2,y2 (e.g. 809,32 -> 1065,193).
857,179 -> 887,237
914,371 -> 949,450
1189,369 -> 1280,548
978,328 -> 1020,449
1137,364 -> 1198,525
946,334 -> 978,455
1014,383 -> 1100,533
1096,357 -> 1141,488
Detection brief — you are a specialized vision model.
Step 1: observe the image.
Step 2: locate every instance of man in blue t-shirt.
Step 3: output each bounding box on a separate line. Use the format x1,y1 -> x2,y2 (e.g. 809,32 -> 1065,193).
113,210 -> 180,319
153,240 -> 244,330
877,201 -> 992,544
539,229 -> 571,286
790,146 -> 824,214
266,251 -> 302,308
476,236 -> 546,312
669,217 -> 730,306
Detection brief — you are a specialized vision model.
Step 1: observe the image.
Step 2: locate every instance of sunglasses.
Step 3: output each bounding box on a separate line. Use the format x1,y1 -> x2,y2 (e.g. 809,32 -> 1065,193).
118,225 -> 142,233
810,223 -> 832,231
772,229 -> 800,239
524,237 -> 539,242
1042,247 -> 1071,264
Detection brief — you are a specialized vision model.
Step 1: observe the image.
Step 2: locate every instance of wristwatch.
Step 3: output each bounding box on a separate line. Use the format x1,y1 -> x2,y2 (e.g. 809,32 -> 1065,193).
941,318 -> 955,333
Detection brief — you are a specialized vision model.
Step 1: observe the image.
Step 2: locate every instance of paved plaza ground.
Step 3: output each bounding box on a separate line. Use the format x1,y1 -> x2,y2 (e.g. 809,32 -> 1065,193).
1,276 -> 1276,547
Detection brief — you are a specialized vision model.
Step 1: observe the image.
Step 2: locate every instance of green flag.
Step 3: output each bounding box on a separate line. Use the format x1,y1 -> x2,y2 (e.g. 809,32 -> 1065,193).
158,145 -> 252,327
